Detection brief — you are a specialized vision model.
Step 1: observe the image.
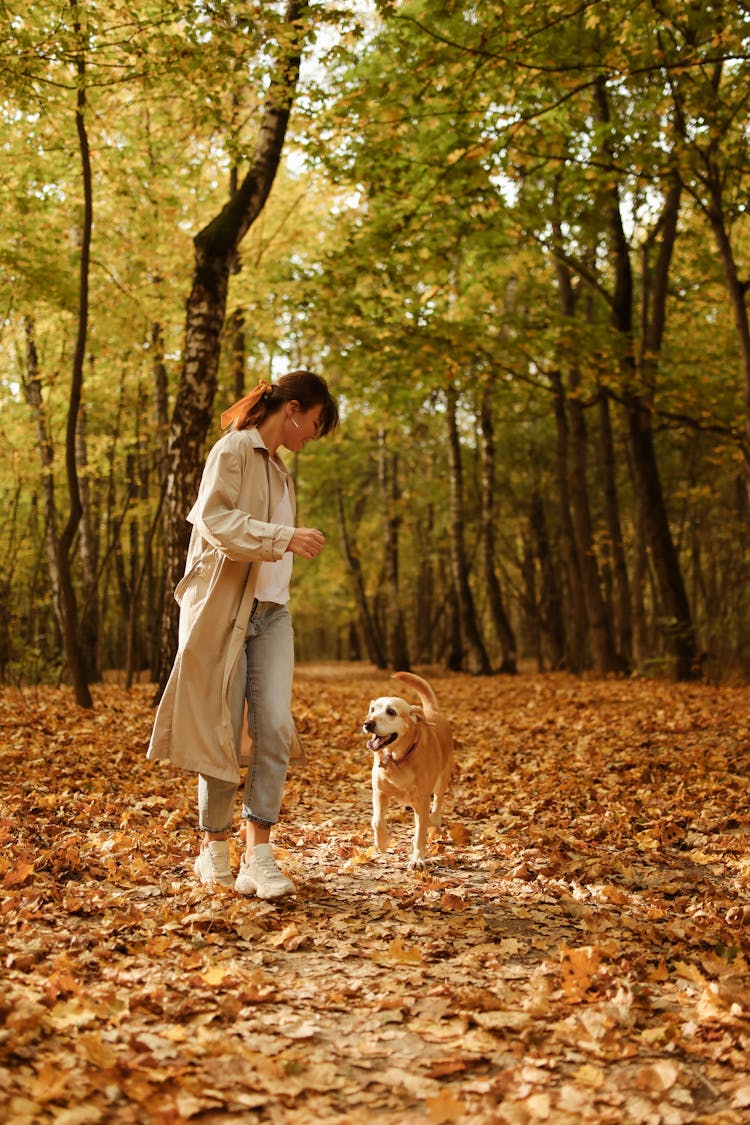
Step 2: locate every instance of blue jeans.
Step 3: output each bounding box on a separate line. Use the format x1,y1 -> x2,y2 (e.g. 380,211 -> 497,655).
198,600 -> 294,832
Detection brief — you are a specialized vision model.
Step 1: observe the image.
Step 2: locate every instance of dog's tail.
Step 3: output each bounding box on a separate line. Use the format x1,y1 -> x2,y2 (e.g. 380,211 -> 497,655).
391,671 -> 440,720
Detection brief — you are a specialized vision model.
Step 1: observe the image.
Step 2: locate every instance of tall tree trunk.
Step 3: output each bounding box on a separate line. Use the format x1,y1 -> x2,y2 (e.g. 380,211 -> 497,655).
414,504 -> 436,662
668,63 -> 750,510
598,386 -> 632,668
631,490 -> 649,669
520,534 -> 544,671
51,0 -> 95,707
377,430 -> 410,670
479,379 -> 517,672
529,491 -> 566,669
22,2 -> 94,709
75,405 -> 101,682
228,306 -> 247,400
596,77 -> 698,679
148,322 -> 170,675
155,0 -> 306,694
705,188 -> 750,506
335,486 -> 387,668
566,366 -> 618,674
549,371 -> 588,672
551,211 -> 617,675
22,320 -> 62,625
444,385 -> 492,674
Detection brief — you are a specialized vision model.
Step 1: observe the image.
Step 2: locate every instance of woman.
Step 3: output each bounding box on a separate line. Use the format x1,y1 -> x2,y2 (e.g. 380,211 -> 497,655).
148,370 -> 339,899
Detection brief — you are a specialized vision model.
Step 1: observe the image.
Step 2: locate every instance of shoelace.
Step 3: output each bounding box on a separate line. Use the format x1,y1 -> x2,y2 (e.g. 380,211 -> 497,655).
208,844 -> 232,877
254,855 -> 286,883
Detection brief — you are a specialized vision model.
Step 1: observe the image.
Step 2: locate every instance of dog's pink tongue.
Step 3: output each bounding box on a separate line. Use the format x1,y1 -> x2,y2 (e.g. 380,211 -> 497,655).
367,735 -> 381,752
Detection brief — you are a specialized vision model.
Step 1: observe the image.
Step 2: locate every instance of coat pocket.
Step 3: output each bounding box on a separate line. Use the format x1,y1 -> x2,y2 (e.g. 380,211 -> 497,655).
174,559 -> 203,605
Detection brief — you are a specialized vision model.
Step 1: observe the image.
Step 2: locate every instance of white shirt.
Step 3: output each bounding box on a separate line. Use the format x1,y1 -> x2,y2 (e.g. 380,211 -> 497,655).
254,479 -> 293,604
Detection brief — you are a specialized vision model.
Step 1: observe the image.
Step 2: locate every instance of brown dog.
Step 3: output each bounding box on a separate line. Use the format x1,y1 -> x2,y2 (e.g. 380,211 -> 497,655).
363,671 -> 454,870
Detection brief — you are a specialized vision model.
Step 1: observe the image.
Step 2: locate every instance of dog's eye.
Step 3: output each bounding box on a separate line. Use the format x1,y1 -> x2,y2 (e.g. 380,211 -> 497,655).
386,707 -> 397,717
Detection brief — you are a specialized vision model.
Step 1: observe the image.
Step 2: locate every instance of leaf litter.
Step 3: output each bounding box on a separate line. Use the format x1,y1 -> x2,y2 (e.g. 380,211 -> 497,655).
1,665 -> 749,1123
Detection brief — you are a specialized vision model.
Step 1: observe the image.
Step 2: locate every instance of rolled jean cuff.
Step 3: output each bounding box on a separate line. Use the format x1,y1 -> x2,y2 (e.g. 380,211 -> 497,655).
198,820 -> 233,834
242,809 -> 274,829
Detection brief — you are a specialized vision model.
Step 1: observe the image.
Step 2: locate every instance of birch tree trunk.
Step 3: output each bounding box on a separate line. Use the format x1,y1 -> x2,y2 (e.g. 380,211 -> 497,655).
155,0 -> 306,692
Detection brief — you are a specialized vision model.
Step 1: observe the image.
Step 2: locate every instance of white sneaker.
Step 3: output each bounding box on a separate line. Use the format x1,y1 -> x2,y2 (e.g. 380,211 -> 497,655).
194,840 -> 234,888
235,843 -> 295,899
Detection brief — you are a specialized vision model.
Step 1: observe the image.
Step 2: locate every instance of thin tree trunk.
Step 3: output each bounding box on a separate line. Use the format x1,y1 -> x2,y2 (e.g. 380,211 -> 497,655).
228,306 -> 247,400
155,0 -> 306,695
598,385 -> 632,668
551,208 -> 617,675
75,405 -> 101,682
549,371 -> 588,672
377,430 -> 410,670
529,491 -> 566,669
22,319 -> 62,622
631,491 -> 649,669
335,486 -> 387,668
479,379 -> 517,672
52,0 -> 94,707
444,385 -> 492,675
566,366 -> 618,674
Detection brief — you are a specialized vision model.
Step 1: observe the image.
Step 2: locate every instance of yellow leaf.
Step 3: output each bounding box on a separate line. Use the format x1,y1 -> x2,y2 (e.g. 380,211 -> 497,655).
673,960 -> 707,986
575,1063 -> 605,1088
200,962 -> 229,985
386,937 -> 422,965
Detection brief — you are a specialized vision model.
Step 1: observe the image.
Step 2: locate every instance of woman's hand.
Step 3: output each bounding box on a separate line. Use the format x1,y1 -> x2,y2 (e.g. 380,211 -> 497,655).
288,527 -> 326,560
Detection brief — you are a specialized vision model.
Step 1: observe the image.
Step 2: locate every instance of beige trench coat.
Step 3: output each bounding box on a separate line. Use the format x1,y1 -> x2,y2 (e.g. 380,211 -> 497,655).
147,428 -> 296,784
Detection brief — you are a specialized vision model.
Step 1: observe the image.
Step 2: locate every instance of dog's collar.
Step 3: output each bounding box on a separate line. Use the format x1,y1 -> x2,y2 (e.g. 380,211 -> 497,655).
379,737 -> 418,769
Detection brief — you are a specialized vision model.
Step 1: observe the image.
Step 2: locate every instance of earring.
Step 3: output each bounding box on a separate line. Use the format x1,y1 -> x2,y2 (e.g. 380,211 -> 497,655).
291,417 -> 301,430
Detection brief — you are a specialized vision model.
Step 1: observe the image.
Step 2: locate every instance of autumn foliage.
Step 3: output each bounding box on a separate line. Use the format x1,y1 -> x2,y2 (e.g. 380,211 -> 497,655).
2,665 -> 750,1123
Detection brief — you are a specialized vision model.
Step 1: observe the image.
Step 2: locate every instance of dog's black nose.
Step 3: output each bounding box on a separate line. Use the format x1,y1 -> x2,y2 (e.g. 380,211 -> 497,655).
364,719 -> 375,732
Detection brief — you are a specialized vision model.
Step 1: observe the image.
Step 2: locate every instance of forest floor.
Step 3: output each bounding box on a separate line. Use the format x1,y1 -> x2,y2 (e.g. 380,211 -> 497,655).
1,664 -> 750,1124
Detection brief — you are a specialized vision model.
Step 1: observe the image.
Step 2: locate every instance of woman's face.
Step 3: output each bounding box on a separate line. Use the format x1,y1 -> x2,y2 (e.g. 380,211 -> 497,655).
285,403 -> 323,452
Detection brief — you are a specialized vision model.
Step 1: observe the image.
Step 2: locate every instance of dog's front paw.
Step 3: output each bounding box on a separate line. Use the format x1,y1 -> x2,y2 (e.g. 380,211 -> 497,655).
373,825 -> 390,852
408,855 -> 426,871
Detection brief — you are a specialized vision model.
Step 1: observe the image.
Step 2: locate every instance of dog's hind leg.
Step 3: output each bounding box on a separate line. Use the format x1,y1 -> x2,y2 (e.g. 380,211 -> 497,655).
429,766 -> 452,828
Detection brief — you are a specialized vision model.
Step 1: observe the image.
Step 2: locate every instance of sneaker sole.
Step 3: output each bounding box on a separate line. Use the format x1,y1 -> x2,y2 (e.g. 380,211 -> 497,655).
235,879 -> 294,899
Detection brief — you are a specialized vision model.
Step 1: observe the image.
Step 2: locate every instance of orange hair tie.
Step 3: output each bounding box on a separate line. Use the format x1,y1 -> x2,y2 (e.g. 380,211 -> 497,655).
221,380 -> 272,431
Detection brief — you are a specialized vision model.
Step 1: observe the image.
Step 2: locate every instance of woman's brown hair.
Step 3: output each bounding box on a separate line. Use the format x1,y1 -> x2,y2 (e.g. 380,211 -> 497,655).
230,370 -> 339,436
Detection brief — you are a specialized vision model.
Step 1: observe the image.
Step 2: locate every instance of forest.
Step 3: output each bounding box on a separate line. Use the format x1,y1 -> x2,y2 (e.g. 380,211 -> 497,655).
3,8 -> 750,1123
2,0 -> 750,696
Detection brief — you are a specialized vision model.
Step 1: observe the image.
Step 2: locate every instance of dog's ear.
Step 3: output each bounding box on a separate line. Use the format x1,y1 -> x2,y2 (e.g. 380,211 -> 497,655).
410,705 -> 426,723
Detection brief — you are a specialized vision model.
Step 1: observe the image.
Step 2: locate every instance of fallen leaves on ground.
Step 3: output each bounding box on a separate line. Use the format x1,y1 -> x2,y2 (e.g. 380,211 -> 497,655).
1,664 -> 750,1123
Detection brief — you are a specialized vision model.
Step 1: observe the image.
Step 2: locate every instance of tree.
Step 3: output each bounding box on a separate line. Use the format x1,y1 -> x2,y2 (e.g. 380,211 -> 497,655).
155,0 -> 309,692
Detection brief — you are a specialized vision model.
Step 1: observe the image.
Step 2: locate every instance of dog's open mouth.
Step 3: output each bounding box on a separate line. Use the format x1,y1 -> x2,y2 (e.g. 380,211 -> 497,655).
367,732 -> 397,752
